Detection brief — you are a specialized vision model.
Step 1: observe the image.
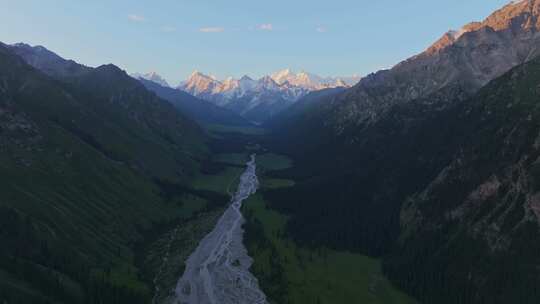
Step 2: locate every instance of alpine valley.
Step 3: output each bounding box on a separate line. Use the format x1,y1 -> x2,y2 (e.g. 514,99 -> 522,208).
1,1 -> 540,304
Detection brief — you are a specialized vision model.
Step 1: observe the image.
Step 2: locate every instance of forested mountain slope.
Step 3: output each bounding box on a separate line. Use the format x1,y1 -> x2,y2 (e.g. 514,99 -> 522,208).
266,0 -> 540,254
266,53 -> 540,304
0,43 -> 211,303
8,43 -> 207,180
264,87 -> 346,131
263,1 -> 540,302
385,57 -> 540,304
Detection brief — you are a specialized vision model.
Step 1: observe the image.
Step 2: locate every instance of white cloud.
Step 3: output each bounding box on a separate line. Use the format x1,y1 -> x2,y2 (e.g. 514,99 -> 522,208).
316,26 -> 328,33
161,26 -> 176,33
258,24 -> 273,31
128,14 -> 145,22
199,27 -> 225,33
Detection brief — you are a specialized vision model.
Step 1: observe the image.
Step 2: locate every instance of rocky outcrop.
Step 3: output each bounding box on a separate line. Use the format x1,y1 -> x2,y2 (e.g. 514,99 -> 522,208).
328,0 -> 540,132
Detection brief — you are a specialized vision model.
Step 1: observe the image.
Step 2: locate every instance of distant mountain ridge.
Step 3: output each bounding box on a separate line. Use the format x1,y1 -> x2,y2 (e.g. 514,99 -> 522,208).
131,71 -> 170,88
177,69 -> 360,122
270,69 -> 357,90
179,69 -> 358,97
137,78 -> 251,127
9,43 -> 249,128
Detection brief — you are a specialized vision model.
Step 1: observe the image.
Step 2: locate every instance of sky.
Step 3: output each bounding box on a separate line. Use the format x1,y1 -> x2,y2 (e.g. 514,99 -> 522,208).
0,0 -> 511,85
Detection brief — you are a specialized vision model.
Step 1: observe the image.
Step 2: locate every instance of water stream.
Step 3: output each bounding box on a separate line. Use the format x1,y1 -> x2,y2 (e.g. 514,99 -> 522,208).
172,155 -> 267,304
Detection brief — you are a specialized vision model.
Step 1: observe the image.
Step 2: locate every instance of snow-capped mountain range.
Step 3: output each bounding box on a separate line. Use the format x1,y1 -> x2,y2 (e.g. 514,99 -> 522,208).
131,72 -> 170,88
179,69 -> 359,100
176,69 -> 360,122
131,69 -> 360,123
270,69 -> 357,90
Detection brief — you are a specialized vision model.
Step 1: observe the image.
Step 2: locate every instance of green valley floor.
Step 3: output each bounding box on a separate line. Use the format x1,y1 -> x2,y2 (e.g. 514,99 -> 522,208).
241,151 -> 417,304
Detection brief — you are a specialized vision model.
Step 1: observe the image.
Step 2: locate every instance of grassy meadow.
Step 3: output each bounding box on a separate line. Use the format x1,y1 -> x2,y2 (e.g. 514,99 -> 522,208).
243,153 -> 417,304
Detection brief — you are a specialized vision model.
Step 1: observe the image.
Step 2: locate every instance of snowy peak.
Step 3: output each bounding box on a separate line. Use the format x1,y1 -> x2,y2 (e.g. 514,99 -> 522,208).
271,69 -> 294,84
239,75 -> 257,91
257,75 -> 280,90
221,77 -> 239,91
186,70 -> 218,84
181,70 -> 222,96
132,72 -> 170,87
179,68 -> 360,91
178,69 -> 360,102
240,75 -> 254,81
176,69 -> 361,122
270,68 -> 359,89
188,70 -> 217,80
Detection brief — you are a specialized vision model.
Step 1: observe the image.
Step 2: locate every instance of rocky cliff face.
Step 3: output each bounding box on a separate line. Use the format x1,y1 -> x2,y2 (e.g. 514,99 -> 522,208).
328,0 -> 540,132
8,43 -> 92,79
384,56 -> 540,304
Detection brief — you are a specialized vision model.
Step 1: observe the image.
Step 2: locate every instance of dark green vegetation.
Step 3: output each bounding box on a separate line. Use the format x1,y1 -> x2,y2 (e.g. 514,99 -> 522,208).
264,87 -> 346,132
204,123 -> 267,136
265,85 -> 470,256
141,207 -> 224,303
384,58 -> 540,303
243,153 -> 417,304
265,58 -> 540,303
0,43 -> 246,303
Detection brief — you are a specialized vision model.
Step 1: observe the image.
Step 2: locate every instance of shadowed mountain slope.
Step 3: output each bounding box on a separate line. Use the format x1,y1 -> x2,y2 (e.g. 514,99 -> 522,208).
0,43 -> 212,303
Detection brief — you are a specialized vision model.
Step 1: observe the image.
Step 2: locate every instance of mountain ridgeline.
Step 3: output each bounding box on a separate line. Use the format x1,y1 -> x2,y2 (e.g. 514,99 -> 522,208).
178,69 -> 359,123
264,1 -> 540,303
136,78 -> 251,127
0,42 -> 228,304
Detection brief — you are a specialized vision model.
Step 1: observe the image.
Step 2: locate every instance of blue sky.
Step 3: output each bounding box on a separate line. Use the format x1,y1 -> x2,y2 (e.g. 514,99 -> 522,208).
0,0 -> 510,85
